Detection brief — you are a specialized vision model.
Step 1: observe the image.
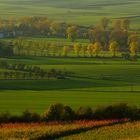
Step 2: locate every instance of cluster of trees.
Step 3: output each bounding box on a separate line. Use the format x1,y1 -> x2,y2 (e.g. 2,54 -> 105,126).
0,62 -> 73,79
0,16 -> 87,38
0,103 -> 140,123
0,16 -> 140,44
88,18 -> 131,50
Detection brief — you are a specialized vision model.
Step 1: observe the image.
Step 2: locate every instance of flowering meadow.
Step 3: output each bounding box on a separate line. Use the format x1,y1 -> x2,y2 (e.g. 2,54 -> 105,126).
59,121 -> 140,140
0,119 -> 125,140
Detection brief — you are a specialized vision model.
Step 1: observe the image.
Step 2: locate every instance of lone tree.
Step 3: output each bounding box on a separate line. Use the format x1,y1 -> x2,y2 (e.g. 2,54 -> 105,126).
74,43 -> 82,57
100,17 -> 110,30
128,35 -> 139,45
121,19 -> 130,31
87,44 -> 94,57
63,45 -> 69,57
113,19 -> 122,30
129,41 -> 139,56
109,41 -> 119,57
66,26 -> 79,42
93,42 -> 102,57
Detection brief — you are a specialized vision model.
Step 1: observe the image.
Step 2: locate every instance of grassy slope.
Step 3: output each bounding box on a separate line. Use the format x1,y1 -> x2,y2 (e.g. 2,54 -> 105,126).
0,0 -> 140,28
0,57 -> 140,114
0,90 -> 140,114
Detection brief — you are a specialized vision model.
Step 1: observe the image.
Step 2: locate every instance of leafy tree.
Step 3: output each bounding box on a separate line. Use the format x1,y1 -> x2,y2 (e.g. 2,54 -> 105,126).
67,26 -> 79,42
129,42 -> 139,56
110,29 -> 128,51
76,106 -> 93,119
100,17 -> 110,30
74,43 -> 82,57
87,44 -> 94,57
63,45 -> 69,57
113,19 -> 122,30
50,21 -> 60,36
93,42 -> 102,57
128,34 -> 139,45
82,44 -> 87,57
13,38 -> 24,55
121,19 -> 130,31
89,28 -> 102,43
89,27 -> 109,50
45,103 -> 75,121
109,41 -> 119,57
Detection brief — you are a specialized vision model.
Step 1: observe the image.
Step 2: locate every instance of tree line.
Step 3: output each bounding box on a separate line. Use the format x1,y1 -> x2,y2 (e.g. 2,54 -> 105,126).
0,103 -> 140,123
12,38 -> 139,58
0,16 -> 86,38
0,62 -> 74,79
0,16 -> 140,43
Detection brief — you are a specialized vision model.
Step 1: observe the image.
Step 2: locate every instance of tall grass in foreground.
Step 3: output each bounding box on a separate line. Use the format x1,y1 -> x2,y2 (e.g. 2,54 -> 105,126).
59,121 -> 140,140
0,119 -> 125,140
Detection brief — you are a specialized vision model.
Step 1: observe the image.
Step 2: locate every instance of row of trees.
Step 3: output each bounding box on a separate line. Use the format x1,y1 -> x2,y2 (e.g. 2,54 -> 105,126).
74,41 -> 139,57
0,103 -> 140,123
12,38 -> 140,57
0,62 -> 74,79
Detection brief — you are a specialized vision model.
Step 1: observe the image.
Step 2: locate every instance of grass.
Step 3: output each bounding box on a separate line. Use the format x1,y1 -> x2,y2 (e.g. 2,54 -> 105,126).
59,121 -> 140,140
0,120 -> 122,140
0,55 -> 140,65
0,0 -> 140,28
1,90 -> 140,114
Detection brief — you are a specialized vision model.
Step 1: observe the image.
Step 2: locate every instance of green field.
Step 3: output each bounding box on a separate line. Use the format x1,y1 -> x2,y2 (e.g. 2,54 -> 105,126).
1,90 -> 140,114
0,0 -> 140,28
0,0 -> 140,114
0,1 -> 140,140
0,56 -> 140,114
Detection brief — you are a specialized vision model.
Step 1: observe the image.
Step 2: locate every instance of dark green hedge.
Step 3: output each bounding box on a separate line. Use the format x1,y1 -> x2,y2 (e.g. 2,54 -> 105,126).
0,103 -> 140,123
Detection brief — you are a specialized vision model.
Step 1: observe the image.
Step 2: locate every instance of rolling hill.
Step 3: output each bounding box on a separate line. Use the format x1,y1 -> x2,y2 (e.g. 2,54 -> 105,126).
0,0 -> 140,28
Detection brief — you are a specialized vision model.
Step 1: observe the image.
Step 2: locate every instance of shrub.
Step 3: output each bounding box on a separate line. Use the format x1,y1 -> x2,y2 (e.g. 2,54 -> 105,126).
94,103 -> 140,120
20,110 -> 40,122
61,106 -> 75,120
0,112 -> 11,123
45,103 -> 75,121
0,103 -> 140,123
76,106 -> 93,119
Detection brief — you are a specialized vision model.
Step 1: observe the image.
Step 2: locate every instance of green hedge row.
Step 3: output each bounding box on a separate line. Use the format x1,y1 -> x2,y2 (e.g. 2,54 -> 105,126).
0,103 -> 140,123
